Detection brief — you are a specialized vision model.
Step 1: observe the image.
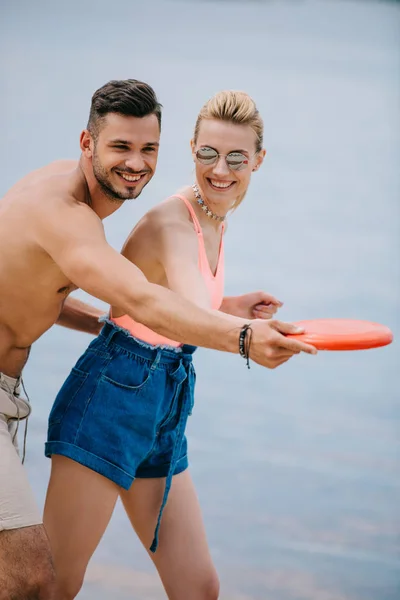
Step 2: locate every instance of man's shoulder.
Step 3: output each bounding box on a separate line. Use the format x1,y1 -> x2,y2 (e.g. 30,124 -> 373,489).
7,160 -> 78,192
24,172 -> 100,239
33,159 -> 79,178
3,160 -> 83,208
35,160 -> 82,196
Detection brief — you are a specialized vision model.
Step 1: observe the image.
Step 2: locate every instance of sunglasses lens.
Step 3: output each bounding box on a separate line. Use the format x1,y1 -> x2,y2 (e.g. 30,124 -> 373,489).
196,148 -> 250,171
196,147 -> 218,164
226,152 -> 248,171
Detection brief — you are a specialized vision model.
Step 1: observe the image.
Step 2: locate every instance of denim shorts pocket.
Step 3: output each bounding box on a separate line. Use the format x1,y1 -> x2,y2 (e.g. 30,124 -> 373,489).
82,374 -> 160,453
100,354 -> 154,392
48,368 -> 88,425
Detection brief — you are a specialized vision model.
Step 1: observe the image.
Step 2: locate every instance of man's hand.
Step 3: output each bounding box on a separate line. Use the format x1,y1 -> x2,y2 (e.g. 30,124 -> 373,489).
247,319 -> 317,369
220,291 -> 283,320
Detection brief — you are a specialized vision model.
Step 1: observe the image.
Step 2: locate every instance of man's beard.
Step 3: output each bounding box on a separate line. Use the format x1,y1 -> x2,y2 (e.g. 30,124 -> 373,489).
92,149 -> 147,202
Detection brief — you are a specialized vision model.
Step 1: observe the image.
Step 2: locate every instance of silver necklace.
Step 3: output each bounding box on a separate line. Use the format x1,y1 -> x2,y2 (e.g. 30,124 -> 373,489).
192,183 -> 226,222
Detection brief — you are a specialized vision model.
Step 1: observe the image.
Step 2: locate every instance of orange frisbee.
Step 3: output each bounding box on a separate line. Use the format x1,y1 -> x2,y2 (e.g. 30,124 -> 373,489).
287,319 -> 393,351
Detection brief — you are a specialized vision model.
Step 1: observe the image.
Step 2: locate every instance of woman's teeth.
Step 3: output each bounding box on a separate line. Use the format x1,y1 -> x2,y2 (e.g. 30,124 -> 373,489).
209,179 -> 233,189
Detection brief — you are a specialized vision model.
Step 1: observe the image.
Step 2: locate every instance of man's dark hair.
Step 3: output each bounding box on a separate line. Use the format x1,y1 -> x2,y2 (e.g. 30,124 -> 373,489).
87,79 -> 162,137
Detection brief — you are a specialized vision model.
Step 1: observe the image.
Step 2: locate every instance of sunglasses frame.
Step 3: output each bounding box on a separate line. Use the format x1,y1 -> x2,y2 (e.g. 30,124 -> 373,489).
195,146 -> 257,171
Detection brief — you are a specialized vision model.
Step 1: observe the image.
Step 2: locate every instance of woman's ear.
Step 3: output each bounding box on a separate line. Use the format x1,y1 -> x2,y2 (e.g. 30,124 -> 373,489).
190,138 -> 196,160
253,148 -> 266,172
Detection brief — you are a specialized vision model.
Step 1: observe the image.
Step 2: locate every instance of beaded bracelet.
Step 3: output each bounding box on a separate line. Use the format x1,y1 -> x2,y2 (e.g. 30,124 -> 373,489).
239,324 -> 253,369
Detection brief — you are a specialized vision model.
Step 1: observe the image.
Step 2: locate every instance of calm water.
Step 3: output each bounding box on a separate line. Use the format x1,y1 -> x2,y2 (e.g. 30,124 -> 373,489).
1,0 -> 399,598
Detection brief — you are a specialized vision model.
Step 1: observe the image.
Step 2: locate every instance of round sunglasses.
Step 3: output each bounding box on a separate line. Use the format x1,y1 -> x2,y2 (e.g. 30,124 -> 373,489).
195,146 -> 254,171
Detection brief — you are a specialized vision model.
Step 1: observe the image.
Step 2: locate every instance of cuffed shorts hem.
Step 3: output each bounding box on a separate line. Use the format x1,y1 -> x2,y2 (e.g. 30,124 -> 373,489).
136,454 -> 188,479
45,441 -> 189,489
45,440 -> 134,489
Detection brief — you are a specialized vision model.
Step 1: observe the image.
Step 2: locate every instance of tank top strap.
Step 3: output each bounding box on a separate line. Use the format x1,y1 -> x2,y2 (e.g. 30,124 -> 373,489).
169,194 -> 225,279
170,194 -> 203,236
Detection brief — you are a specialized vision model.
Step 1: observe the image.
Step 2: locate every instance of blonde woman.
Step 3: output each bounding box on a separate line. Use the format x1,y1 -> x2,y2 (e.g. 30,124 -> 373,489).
43,91 -> 310,600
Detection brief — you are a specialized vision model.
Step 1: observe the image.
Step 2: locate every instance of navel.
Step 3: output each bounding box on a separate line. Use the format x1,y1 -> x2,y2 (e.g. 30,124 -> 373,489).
57,285 -> 71,295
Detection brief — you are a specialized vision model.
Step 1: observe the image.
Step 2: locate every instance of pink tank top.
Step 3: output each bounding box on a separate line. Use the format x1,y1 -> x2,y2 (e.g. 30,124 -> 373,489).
111,194 -> 225,347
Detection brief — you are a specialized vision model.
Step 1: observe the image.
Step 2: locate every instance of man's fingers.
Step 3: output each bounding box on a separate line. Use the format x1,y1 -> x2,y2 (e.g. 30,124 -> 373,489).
281,337 -> 317,355
264,321 -> 316,355
248,319 -> 317,369
269,320 -> 305,335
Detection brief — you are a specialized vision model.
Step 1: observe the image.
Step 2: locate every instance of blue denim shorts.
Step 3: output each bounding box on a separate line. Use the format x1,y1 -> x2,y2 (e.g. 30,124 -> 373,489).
45,322 -> 196,552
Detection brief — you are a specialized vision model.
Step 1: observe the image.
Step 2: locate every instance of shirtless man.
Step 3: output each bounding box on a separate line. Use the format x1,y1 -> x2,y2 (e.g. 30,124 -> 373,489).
0,79 -> 316,600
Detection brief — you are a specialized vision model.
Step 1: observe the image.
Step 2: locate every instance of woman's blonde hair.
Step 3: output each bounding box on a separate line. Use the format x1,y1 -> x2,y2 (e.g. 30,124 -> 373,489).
193,90 -> 264,210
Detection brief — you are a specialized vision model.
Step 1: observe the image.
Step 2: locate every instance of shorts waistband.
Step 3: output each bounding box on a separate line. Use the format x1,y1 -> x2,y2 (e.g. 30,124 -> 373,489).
0,372 -> 30,464
0,372 -> 21,396
99,322 -> 197,364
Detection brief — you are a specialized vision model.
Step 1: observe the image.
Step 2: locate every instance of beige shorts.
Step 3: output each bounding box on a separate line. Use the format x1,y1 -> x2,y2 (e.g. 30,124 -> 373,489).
0,372 -> 42,532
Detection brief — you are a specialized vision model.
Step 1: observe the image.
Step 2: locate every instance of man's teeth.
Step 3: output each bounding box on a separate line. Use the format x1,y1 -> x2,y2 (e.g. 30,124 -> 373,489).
119,173 -> 142,182
210,180 -> 232,188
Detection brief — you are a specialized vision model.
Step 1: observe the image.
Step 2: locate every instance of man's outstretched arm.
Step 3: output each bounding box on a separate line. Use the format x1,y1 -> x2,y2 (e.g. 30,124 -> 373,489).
37,198 -> 317,368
